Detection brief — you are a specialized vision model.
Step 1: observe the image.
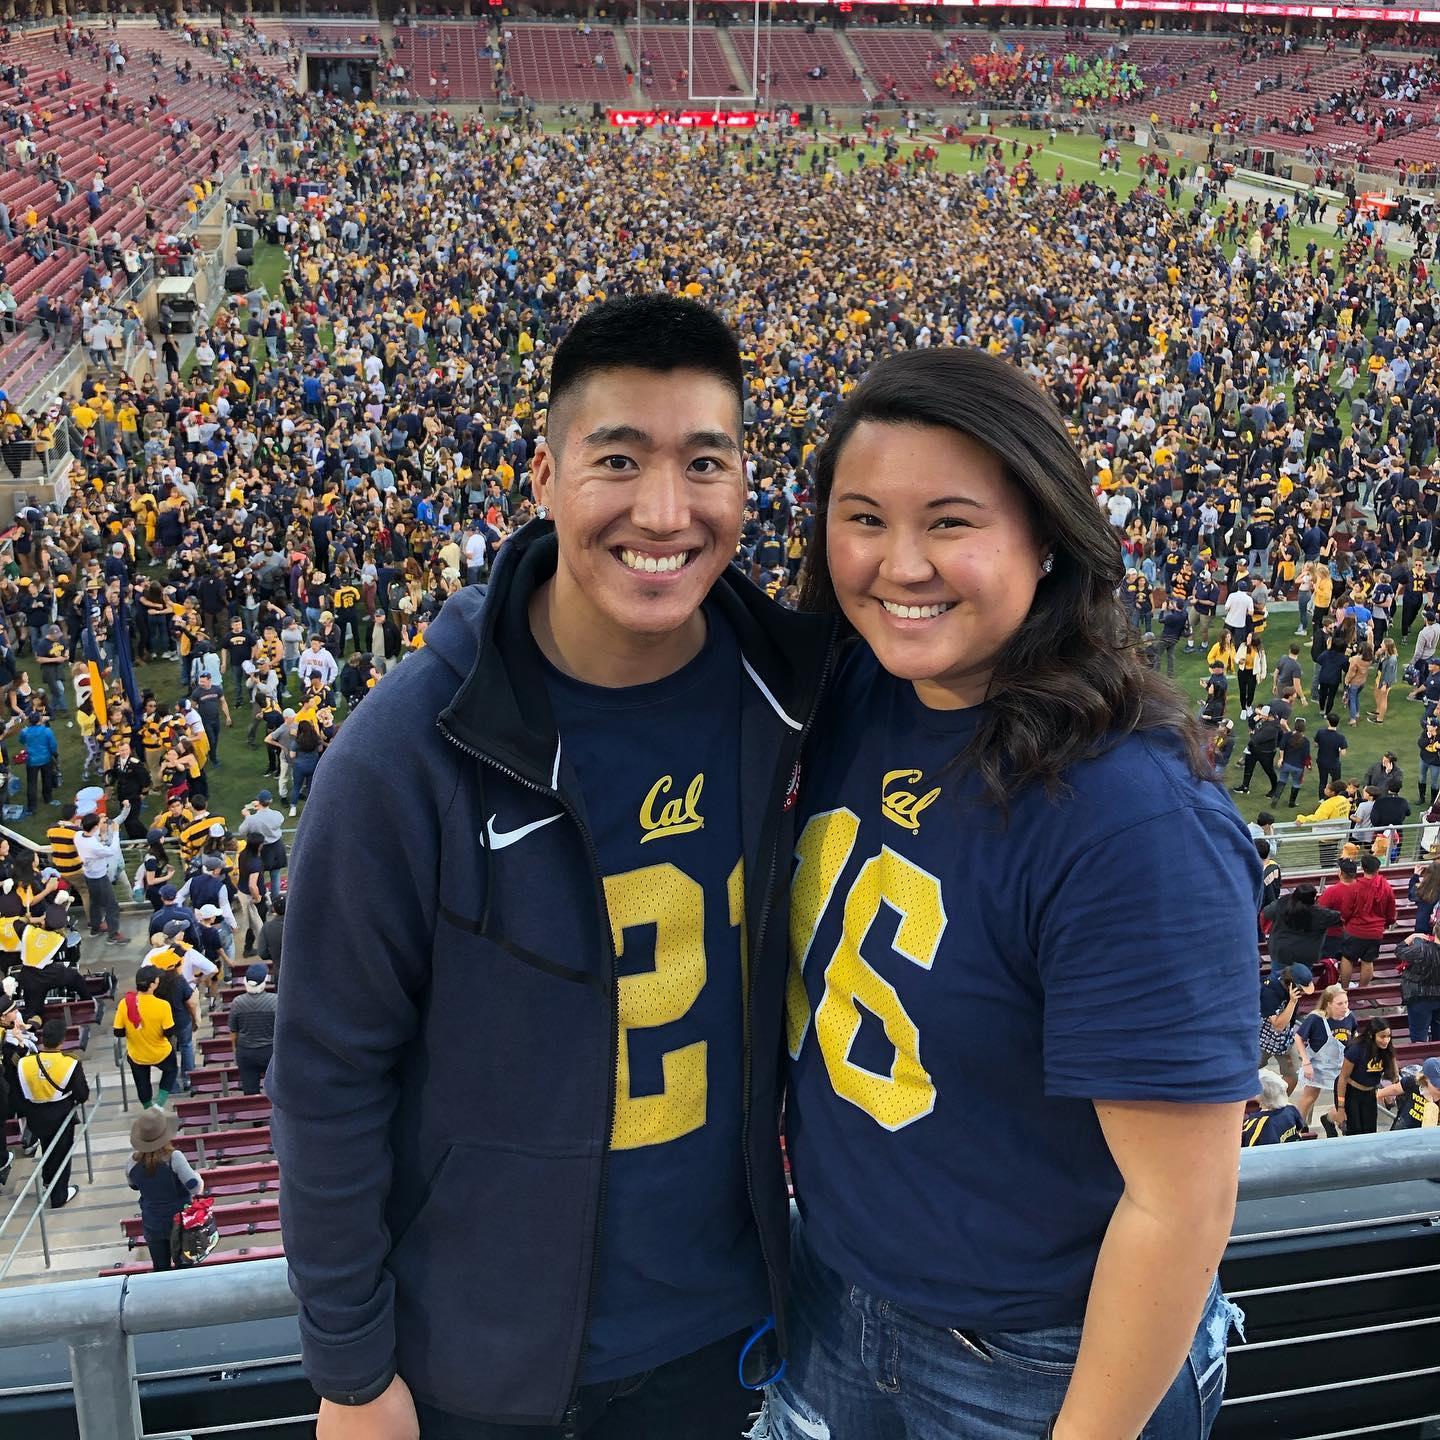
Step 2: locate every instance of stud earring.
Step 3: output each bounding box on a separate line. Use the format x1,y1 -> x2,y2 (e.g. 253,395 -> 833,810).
1041,555 -> 1055,575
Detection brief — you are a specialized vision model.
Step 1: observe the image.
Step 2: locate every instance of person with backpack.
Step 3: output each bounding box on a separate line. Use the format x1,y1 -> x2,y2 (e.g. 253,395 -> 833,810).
1339,853 -> 1397,990
1395,930 -> 1440,1043
1261,885 -> 1344,980
112,965 -> 178,1109
126,1107 -> 204,1272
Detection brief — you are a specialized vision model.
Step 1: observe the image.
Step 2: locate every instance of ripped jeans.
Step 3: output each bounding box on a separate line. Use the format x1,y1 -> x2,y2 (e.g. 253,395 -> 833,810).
751,1222 -> 1243,1440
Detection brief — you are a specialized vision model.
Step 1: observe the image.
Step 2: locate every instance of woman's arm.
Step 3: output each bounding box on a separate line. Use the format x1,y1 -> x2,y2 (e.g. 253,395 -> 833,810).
1055,1100 -> 1242,1440
1335,1058 -> 1354,1123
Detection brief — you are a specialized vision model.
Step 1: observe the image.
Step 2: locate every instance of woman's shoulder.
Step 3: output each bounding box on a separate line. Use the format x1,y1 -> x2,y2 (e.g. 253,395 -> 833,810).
1059,729 -> 1243,839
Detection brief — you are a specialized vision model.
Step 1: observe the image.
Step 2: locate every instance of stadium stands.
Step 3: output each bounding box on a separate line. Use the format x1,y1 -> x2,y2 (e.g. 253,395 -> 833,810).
391,21 -> 497,102
754,27 -> 867,104
627,21 -> 743,101
500,22 -> 631,103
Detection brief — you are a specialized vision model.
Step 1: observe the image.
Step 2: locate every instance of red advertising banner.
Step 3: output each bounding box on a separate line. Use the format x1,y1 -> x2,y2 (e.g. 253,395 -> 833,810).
608,108 -> 799,128
745,0 -> 1439,20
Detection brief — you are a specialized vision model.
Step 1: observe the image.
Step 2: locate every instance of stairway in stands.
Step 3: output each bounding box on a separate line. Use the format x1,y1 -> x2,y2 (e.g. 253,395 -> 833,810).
0,935 -> 278,1289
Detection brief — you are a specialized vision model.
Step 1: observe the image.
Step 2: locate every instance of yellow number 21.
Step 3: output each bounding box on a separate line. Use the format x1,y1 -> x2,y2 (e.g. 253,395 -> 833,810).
604,859 -> 743,1151
787,813 -> 946,1132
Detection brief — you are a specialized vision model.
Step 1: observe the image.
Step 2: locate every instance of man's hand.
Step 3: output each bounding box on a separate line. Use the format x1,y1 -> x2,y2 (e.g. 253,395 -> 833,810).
316,1376 -> 418,1440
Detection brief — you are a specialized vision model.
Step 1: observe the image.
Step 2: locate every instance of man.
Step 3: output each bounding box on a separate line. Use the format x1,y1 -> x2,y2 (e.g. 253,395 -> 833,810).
15,1018 -> 90,1207
190,671 -> 231,767
238,789 -> 287,903
224,614 -> 255,709
107,739 -> 151,840
272,297 -> 835,1437
74,807 -> 129,946
44,802 -> 84,889
297,635 -> 339,702
230,963 -> 276,1095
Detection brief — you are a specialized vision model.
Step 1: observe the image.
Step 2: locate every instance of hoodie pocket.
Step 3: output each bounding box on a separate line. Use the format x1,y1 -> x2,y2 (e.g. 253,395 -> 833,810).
389,1141 -> 598,1425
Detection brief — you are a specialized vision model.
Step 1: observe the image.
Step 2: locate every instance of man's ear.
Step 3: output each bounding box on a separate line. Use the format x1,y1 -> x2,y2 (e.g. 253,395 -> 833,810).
531,439 -> 557,519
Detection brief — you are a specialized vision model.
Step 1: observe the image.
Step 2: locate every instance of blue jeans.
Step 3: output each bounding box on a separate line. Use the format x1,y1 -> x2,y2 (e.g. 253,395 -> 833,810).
753,1222 -> 1240,1440
1408,997 -> 1440,1043
1422,761 -> 1440,796
292,750 -> 319,802
1276,763 -> 1304,792
1345,683 -> 1363,721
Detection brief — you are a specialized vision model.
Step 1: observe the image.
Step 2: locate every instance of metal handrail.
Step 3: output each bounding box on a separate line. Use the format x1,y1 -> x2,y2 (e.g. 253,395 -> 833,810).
0,1075 -> 104,1283
0,1129 -> 1429,1438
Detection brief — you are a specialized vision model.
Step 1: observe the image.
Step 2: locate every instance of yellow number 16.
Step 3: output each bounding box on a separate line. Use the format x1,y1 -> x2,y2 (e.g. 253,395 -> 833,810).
786,811 -> 946,1132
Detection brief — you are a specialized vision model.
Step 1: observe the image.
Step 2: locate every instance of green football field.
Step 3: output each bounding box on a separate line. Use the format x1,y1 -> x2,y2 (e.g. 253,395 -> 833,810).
5,613 -> 1428,850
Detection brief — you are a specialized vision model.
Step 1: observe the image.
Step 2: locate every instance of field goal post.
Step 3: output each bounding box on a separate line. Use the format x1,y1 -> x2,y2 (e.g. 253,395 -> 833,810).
685,0 -> 764,112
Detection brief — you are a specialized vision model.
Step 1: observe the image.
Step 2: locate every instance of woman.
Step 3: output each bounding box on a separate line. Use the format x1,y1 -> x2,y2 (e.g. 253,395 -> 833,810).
1336,1020 -> 1399,1134
1342,644 -> 1373,725
1235,633 -> 1265,717
1273,716 -> 1310,808
126,1106 -> 203,1272
1242,1069 -> 1305,1146
235,833 -> 268,960
1395,930 -> 1440,1044
764,350 -> 1253,1440
1371,636 -> 1398,723
291,717 -> 324,806
1412,861 -> 1440,938
1295,985 -> 1359,1133
1261,885 -> 1342,977
141,829 -> 174,910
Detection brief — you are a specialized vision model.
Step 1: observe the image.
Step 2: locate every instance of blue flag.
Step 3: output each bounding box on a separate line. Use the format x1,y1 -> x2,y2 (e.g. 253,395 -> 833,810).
112,593 -> 142,718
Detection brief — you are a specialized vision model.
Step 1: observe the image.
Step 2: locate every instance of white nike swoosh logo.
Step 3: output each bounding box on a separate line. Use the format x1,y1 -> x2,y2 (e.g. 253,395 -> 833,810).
480,813 -> 562,850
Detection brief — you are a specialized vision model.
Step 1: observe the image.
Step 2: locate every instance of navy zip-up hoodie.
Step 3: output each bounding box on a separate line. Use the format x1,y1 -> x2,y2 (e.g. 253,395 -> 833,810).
270,522 -> 836,1424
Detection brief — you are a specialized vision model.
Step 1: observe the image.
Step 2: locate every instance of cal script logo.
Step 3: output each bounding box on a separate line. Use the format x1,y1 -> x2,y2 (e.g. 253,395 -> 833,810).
881,769 -> 940,834
640,773 -> 705,843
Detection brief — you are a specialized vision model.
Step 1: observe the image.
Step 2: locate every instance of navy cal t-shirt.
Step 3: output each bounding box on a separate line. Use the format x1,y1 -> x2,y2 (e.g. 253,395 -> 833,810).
785,646 -> 1261,1332
544,605 -> 768,1382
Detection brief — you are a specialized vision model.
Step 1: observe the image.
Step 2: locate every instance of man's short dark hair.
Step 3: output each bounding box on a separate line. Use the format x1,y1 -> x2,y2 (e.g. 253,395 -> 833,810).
80,813 -> 100,832
59,801 -> 76,820
1257,811 -> 1275,826
135,964 -> 160,989
40,1016 -> 66,1048
1361,853 -> 1382,875
546,296 -> 743,437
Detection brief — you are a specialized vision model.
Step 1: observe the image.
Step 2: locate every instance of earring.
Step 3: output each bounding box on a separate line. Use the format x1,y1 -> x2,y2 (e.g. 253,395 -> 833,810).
535,505 -> 550,521
1041,555 -> 1055,575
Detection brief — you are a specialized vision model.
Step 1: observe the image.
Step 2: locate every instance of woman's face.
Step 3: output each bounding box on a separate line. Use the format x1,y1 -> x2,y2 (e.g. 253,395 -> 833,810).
1375,1028 -> 1392,1049
1327,992 -> 1350,1019
826,422 -> 1047,710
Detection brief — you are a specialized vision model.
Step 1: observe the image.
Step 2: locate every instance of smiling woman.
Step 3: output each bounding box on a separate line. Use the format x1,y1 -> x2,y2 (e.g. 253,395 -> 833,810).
762,348 -> 1261,1440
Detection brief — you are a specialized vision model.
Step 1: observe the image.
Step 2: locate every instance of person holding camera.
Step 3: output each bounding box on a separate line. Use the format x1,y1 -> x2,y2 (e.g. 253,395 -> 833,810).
1259,963 -> 1316,1094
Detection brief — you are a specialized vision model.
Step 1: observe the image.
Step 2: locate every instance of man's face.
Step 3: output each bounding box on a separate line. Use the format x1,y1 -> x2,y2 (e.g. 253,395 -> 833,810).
532,367 -> 744,643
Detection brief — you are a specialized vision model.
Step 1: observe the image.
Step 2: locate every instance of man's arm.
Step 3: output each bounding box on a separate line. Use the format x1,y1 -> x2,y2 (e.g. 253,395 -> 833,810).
269,694 -> 442,1408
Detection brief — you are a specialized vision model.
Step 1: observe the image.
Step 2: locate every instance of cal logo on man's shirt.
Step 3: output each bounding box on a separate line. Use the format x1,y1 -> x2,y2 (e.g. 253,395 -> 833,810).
639,773 -> 705,843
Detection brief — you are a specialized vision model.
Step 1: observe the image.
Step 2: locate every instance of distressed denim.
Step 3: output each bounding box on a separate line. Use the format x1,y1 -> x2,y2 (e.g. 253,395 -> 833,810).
751,1221 -> 1242,1440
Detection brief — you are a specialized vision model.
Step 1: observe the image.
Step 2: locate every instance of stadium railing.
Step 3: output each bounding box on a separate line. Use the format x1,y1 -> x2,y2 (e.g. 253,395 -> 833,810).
1261,818 -> 1435,876
0,1131 -> 1432,1439
0,1078 -> 105,1282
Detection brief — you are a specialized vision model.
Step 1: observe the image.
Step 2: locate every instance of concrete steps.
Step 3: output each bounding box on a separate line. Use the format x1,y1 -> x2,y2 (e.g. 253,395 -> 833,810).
0,933 -> 244,1289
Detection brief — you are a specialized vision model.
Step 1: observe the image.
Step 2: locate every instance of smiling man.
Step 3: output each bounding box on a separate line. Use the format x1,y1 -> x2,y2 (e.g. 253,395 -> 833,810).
271,296 -> 836,1440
